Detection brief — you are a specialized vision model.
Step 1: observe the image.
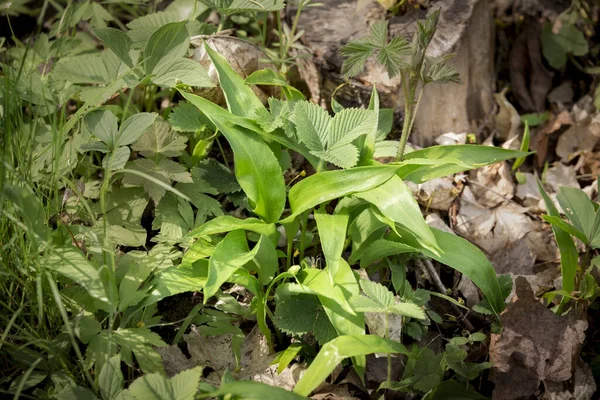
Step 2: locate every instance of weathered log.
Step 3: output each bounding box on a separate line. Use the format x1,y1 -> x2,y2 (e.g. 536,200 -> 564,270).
295,0 -> 495,145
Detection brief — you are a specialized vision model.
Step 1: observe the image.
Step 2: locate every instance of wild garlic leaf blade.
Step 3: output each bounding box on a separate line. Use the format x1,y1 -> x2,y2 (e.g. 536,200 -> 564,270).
94,27 -> 134,67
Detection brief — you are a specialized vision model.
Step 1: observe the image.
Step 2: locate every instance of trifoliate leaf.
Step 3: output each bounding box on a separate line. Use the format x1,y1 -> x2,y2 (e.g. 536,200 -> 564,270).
113,328 -> 166,374
132,118 -> 188,158
169,101 -> 215,133
123,158 -> 192,201
402,346 -> 444,393
94,27 -> 134,67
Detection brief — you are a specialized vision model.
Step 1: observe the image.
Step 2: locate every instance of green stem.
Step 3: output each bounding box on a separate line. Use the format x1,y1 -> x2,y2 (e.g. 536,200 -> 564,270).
299,211 -> 308,262
385,312 -> 391,385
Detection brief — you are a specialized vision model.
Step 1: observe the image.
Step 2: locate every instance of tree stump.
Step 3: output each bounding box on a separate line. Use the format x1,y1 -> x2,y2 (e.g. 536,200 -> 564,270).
295,0 -> 495,145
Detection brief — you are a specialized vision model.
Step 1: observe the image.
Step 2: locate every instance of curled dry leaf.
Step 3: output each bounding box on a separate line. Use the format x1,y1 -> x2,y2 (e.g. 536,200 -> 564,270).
180,325 -> 305,389
531,111 -> 573,167
434,132 -> 467,146
545,162 -> 580,192
493,89 -> 521,141
468,161 -> 515,208
490,277 -> 591,400
409,177 -> 459,211
456,187 -> 532,255
544,359 -> 596,400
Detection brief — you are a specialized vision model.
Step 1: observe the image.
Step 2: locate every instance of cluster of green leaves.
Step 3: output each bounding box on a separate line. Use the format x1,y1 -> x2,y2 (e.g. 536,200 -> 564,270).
1,3 -> 530,399
538,180 -> 600,312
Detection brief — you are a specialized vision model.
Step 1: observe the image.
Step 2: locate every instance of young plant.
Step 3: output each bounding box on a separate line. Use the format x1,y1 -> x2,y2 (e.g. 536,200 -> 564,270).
340,10 -> 460,160
538,180 -> 600,313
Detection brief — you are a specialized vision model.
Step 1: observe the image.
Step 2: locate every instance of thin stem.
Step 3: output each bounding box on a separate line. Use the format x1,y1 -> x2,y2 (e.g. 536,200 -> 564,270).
299,211 -> 308,262
385,312 -> 392,385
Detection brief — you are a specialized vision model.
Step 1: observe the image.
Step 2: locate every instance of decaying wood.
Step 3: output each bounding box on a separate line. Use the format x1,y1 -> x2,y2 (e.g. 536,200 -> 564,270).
295,0 -> 495,145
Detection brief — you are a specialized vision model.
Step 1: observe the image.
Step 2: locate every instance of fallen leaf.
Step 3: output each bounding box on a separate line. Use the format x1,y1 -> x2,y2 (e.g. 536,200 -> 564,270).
532,111 -> 573,167
468,162 -> 515,208
490,277 -> 589,400
545,162 -> 580,193
414,177 -> 459,211
155,345 -> 197,377
544,359 -> 596,400
434,132 -> 467,146
515,172 -> 543,210
456,187 -> 532,255
311,383 -> 361,400
494,89 -> 521,141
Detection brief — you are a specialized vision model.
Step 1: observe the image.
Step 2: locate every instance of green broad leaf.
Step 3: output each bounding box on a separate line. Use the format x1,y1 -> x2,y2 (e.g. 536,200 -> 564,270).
142,261 -> 208,307
132,117 -> 188,158
127,11 -> 185,48
538,180 -> 578,293
181,92 -> 286,223
204,230 -> 260,301
293,335 -> 409,396
354,175 -> 439,253
56,387 -> 100,400
245,68 -> 305,101
47,246 -> 109,304
422,380 -> 488,400
359,238 -> 415,268
116,112 -> 157,147
9,371 -> 47,392
198,0 -> 285,15
395,227 -> 505,314
94,27 -> 134,67
203,43 -> 265,117
315,209 -> 349,283
103,146 -> 131,171
399,145 -> 529,183
542,215 -> 587,244
169,101 -> 215,133
189,216 -> 277,241
273,343 -> 304,374
204,381 -> 306,400
556,187 -> 598,242
144,22 -> 189,75
283,165 -> 399,223
99,355 -> 124,400
75,315 -> 102,344
542,22 -> 588,69
151,58 -> 213,88
360,278 -> 394,307
347,206 -> 388,264
512,121 -> 530,171
128,367 -> 202,400
251,235 -> 279,285
117,254 -> 156,311
123,158 -> 192,201
84,109 -> 118,148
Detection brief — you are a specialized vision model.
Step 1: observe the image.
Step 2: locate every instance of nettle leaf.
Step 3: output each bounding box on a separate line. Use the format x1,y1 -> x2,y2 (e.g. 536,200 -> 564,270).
144,21 -> 190,75
274,283 -> 336,346
199,0 -> 285,15
123,158 -> 192,201
132,117 -> 188,157
94,27 -> 134,67
340,20 -> 410,78
151,58 -> 213,88
128,367 -> 202,400
169,101 -> 215,133
292,101 -> 377,169
190,159 -> 240,194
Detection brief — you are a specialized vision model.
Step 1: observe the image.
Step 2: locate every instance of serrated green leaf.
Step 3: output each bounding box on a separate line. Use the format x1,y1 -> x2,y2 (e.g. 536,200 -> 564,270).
52,53 -> 111,84
274,284 -> 322,337
153,193 -> 194,242
292,101 -> 330,151
132,117 -> 188,157
123,158 -> 192,201
360,279 -> 394,308
128,367 -> 202,400
142,261 -> 208,307
189,159 -> 239,194
169,101 -> 215,132
199,0 -> 285,15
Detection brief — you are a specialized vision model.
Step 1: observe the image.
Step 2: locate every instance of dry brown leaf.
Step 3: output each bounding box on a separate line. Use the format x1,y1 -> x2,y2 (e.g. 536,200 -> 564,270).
494,89 -> 521,141
490,277 -> 589,400
311,383 -> 361,400
414,177 -> 459,211
532,111 -> 573,167
468,162 -> 515,208
434,132 -> 467,145
456,187 -> 532,255
544,359 -> 596,400
515,172 -> 544,210
545,162 -> 580,193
